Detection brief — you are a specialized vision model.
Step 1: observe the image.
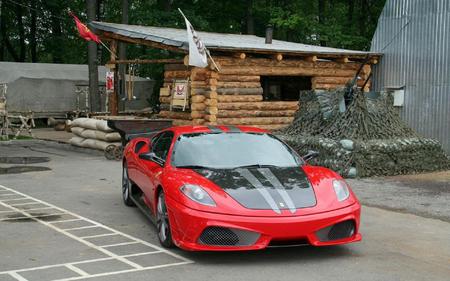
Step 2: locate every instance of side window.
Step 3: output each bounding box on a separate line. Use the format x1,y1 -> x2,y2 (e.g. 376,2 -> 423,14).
151,131 -> 174,161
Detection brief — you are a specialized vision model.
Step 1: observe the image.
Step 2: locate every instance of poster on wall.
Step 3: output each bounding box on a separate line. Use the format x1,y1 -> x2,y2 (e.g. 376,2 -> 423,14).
106,71 -> 114,93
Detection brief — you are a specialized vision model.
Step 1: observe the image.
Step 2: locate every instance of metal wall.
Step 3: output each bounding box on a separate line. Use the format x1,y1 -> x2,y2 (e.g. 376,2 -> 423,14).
371,0 -> 450,153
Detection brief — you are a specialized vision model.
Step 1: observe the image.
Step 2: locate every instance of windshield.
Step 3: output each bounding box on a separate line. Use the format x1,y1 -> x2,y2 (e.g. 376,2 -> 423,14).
171,132 -> 302,169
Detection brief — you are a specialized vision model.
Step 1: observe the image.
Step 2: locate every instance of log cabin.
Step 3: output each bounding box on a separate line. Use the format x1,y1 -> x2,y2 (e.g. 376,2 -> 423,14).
90,22 -> 381,130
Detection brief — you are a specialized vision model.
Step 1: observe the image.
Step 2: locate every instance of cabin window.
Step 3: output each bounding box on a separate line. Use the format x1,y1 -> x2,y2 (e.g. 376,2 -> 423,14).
261,76 -> 312,101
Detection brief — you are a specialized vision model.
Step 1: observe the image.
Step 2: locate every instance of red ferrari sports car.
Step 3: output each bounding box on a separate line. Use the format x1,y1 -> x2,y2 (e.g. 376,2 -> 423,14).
122,125 -> 361,251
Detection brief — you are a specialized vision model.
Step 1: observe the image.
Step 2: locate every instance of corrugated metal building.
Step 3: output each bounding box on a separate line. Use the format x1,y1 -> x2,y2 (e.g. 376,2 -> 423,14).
371,0 -> 450,153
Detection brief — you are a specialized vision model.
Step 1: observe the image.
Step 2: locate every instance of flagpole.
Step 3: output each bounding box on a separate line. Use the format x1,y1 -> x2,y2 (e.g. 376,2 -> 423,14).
207,50 -> 221,72
178,8 -> 220,72
99,40 -> 117,59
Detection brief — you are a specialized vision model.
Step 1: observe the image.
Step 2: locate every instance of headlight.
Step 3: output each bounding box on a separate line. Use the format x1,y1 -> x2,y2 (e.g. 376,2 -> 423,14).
180,184 -> 216,207
333,180 -> 350,202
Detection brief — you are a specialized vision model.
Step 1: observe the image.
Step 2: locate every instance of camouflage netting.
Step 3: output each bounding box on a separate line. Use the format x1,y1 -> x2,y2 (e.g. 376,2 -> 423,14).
277,89 -> 450,178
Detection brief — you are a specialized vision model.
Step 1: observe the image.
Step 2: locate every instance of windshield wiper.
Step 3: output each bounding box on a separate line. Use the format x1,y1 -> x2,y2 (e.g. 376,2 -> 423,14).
234,164 -> 279,169
175,165 -> 215,170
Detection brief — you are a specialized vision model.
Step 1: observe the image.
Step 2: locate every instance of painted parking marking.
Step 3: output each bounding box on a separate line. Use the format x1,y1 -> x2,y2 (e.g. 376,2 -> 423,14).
0,184 -> 193,281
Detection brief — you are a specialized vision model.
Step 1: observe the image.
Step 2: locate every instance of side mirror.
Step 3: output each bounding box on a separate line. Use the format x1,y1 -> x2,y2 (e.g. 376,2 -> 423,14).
302,150 -> 319,162
139,152 -> 164,165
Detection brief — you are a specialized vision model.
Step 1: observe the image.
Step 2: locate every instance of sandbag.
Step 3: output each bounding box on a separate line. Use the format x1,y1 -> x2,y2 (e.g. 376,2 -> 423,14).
96,120 -> 114,132
70,127 -> 85,137
80,129 -> 97,140
69,136 -> 85,147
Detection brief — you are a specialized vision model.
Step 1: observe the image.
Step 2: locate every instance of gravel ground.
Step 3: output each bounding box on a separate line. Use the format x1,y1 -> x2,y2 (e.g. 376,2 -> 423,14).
348,171 -> 450,223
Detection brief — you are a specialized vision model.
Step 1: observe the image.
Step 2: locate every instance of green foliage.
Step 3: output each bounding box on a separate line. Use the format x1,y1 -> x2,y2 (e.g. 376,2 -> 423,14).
0,0 -> 386,63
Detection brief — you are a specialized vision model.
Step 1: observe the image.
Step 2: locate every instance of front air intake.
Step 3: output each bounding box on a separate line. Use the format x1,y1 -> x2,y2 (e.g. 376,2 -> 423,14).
198,226 -> 260,246
315,220 -> 356,242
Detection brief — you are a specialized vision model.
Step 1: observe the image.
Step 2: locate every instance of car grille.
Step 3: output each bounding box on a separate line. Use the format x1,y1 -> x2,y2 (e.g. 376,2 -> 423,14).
315,220 -> 356,242
198,226 -> 260,246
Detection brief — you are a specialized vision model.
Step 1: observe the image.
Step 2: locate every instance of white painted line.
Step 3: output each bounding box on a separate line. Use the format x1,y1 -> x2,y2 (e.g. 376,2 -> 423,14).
0,210 -> 16,214
100,241 -> 140,248
0,193 -> 18,197
50,218 -> 82,224
65,264 -> 89,277
62,225 -> 98,231
0,184 -> 194,275
80,233 -> 118,239
10,202 -> 41,207
0,184 -> 193,263
8,272 -> 28,281
54,261 -> 192,281
121,251 -> 163,258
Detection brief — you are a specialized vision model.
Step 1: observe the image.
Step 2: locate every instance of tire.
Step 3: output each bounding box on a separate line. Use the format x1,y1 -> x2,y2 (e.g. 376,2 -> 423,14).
156,191 -> 174,248
122,163 -> 135,207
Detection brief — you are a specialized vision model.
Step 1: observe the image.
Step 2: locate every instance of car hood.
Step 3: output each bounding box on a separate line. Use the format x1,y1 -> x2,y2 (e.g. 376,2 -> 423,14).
194,166 -> 316,214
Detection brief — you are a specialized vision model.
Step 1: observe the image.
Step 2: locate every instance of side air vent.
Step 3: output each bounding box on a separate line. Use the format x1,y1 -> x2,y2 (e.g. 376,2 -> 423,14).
198,226 -> 260,246
315,220 -> 356,242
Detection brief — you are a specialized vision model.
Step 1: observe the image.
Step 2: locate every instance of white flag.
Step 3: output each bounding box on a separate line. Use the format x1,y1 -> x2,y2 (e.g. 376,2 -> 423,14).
180,11 -> 208,67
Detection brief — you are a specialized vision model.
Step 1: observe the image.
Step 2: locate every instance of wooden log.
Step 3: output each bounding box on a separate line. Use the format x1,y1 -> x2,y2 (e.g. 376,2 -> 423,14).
191,81 -> 208,87
214,57 -> 368,71
204,115 -> 217,122
192,119 -> 205,125
218,75 -> 260,82
217,109 -> 297,118
204,99 -> 218,107
208,79 -> 218,86
191,102 -> 207,111
233,52 -> 246,59
173,119 -> 193,126
216,82 -> 261,88
335,57 -> 350,63
164,70 -> 190,79
204,91 -> 218,99
250,124 -> 289,131
274,54 -> 283,61
191,111 -> 205,119
190,86 -> 217,95
205,107 -> 218,115
219,66 -> 357,77
304,55 -> 318,62
159,87 -> 170,97
314,83 -> 346,90
217,95 -> 263,102
191,95 -> 206,103
216,117 -> 294,125
158,111 -> 192,120
159,97 -> 171,104
218,101 -> 299,111
217,87 -> 263,95
312,77 -> 353,85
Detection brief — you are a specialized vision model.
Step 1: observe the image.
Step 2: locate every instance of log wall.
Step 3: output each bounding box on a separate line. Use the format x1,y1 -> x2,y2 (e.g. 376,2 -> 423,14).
158,56 -> 373,131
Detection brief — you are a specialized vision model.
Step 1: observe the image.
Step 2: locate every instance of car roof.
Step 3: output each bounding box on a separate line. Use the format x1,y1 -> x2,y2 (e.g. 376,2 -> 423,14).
167,125 -> 269,135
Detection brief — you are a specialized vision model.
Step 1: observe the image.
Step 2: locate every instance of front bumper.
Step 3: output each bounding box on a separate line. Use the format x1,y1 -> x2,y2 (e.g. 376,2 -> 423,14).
166,197 -> 362,251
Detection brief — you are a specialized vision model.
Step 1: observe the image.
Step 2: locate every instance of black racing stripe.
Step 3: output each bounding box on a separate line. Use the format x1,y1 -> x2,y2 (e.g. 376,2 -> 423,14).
206,125 -> 223,133
226,125 -> 241,133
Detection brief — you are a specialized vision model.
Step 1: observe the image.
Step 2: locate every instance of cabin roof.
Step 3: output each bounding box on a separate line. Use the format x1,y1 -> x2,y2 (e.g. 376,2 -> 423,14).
90,21 -> 381,60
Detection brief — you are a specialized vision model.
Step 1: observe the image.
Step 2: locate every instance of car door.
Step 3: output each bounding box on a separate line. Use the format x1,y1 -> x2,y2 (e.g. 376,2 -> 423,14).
136,131 -> 174,208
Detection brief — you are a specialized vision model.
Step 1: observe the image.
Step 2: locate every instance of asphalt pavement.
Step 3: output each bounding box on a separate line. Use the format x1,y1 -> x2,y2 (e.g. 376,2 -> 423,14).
0,140 -> 449,281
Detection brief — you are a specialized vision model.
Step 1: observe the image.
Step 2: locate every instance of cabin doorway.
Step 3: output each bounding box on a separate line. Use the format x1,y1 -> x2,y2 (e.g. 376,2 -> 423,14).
261,76 -> 312,101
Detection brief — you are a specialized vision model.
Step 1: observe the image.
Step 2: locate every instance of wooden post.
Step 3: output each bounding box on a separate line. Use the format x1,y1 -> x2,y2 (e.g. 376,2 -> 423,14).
109,40 -> 119,116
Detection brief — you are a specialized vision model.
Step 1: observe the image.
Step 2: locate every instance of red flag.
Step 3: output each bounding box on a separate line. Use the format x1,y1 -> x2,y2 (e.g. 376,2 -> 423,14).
69,12 -> 100,43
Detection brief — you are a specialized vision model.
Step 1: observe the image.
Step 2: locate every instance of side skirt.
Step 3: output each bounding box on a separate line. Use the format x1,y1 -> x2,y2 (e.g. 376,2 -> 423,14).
130,185 -> 157,226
